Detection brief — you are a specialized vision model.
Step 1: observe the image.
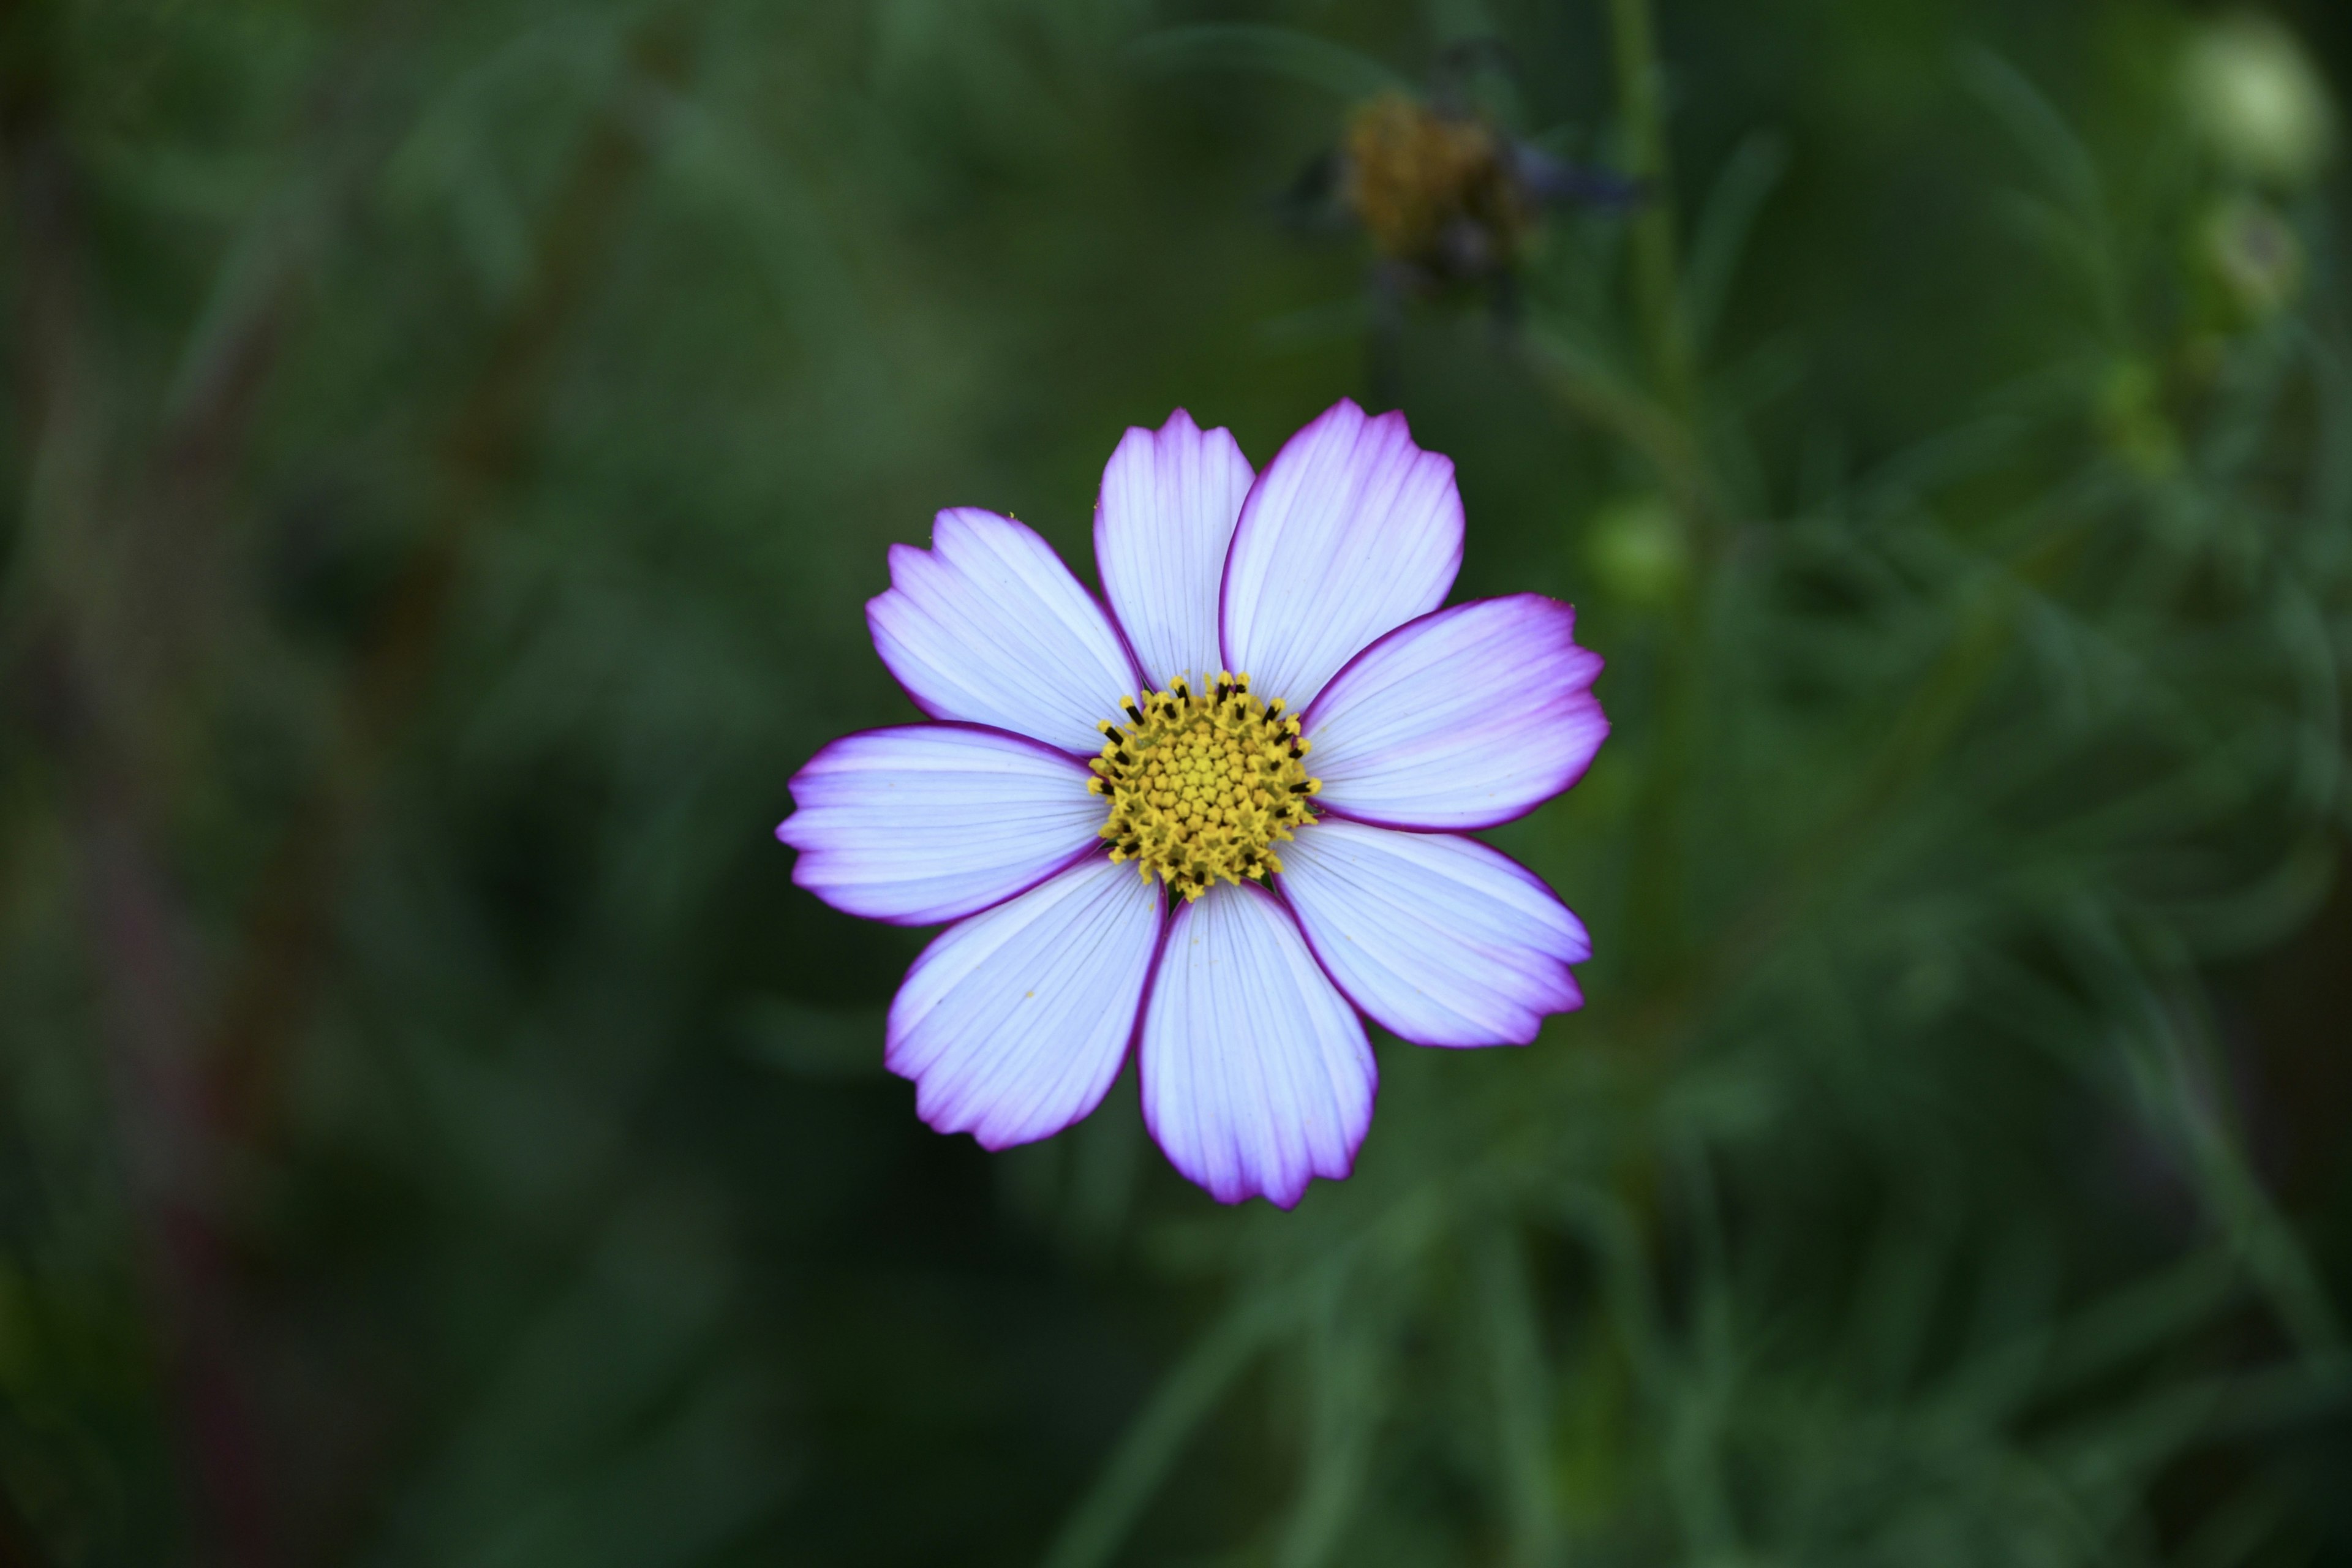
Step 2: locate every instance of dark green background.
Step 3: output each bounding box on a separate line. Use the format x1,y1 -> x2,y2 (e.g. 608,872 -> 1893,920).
4,0 -> 2350,1562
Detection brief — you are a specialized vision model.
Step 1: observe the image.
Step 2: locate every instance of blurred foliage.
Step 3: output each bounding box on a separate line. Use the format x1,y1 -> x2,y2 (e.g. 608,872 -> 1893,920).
3,0 -> 2352,1564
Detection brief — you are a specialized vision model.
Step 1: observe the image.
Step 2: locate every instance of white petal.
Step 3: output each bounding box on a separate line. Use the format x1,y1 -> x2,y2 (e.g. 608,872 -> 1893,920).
867,508 -> 1143,755
1305,595 -> 1607,831
777,724 -> 1106,925
1095,410 -> 1254,692
1277,818 -> 1589,1047
1218,399 -> 1463,709
887,854 -> 1163,1150
1139,883 -> 1374,1207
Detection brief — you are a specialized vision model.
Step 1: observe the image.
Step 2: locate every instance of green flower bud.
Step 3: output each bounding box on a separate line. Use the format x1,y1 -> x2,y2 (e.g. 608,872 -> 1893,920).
2198,193 -> 2304,322
1585,494 -> 1689,611
2096,361 -> 2181,479
2182,12 -> 2336,187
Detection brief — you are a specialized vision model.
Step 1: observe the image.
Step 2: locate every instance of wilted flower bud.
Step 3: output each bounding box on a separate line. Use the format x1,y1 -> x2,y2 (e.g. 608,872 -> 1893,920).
1584,494 -> 1688,611
1319,89 -> 1638,299
2182,12 -> 2336,187
1342,93 -> 1531,279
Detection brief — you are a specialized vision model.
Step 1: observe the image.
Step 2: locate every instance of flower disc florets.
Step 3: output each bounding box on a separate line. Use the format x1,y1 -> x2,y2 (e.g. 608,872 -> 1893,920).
1088,673 -> 1319,900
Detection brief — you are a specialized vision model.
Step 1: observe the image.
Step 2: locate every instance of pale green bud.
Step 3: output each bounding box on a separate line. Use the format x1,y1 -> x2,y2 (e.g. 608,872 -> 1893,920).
2096,361 -> 2180,480
2199,194 -> 2304,320
2182,12 -> 2335,187
1584,494 -> 1689,611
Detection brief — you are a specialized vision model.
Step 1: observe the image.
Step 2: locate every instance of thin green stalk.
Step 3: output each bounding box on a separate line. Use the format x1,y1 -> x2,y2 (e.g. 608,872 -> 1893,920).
1609,0 -> 1694,417
1604,0 -> 1706,984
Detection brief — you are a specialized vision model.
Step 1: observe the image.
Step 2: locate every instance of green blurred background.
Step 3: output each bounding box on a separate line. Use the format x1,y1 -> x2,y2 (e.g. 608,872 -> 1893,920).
5,0 -> 2352,1562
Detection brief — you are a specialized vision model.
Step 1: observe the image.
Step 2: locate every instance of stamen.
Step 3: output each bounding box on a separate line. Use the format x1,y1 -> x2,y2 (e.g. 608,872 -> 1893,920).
1088,670 -> 1321,902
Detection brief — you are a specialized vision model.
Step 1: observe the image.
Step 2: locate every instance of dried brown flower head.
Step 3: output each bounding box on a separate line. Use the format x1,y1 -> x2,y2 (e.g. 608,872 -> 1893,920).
1341,92 -> 1531,278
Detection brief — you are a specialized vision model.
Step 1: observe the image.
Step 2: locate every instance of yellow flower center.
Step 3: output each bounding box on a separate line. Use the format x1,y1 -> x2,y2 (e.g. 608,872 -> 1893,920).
1088,673 -> 1320,901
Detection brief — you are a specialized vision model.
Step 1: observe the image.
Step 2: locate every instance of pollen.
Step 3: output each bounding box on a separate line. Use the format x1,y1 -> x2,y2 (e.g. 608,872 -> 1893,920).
1088,673 -> 1319,902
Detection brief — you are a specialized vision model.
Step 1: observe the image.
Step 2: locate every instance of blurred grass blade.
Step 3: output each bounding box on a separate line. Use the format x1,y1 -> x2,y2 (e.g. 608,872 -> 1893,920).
1275,1295 -> 1384,1568
1040,1299 -> 1285,1568
1680,129 -> 1789,363
1958,47 -> 2102,221
1476,1226 -> 1558,1567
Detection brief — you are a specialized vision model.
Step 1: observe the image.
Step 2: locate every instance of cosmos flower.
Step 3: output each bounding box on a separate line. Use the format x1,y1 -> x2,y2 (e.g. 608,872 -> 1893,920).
777,401 -> 1607,1207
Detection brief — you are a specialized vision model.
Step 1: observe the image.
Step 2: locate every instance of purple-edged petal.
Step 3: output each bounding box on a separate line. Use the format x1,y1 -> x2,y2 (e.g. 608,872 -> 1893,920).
1139,882 -> 1374,1207
1219,399 -> 1463,709
867,508 -> 1144,756
1277,817 -> 1589,1047
1095,410 -> 1254,691
1303,595 -> 1606,831
888,854 -> 1163,1150
777,723 -> 1104,925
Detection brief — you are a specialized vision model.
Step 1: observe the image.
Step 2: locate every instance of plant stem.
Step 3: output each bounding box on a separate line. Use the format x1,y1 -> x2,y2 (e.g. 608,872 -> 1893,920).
1608,0 -> 1694,416
1605,0 -> 1706,985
